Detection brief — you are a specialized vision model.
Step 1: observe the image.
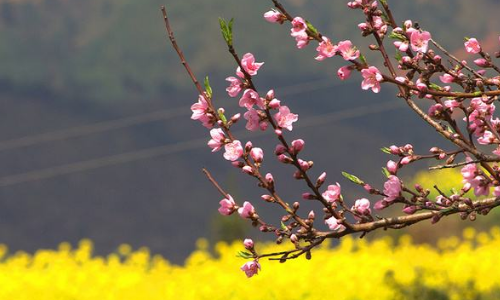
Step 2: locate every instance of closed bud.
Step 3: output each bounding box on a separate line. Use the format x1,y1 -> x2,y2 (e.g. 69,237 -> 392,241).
245,141 -> 253,151
290,234 -> 299,243
243,239 -> 254,249
308,210 -> 315,219
298,159 -> 311,171
402,206 -> 417,215
389,145 -> 400,155
469,212 -> 477,221
265,173 -> 274,184
275,129 -> 282,136
293,170 -> 303,179
266,89 -> 275,100
302,192 -> 314,200
275,144 -> 287,155
431,215 -> 441,224
429,147 -> 440,154
242,166 -> 254,175
316,172 -> 327,187
293,202 -> 300,210
291,139 -> 305,154
232,161 -> 245,168
268,99 -> 281,109
387,160 -> 398,174
230,113 -> 241,123
261,194 -> 274,202
250,147 -> 264,163
278,154 -> 293,164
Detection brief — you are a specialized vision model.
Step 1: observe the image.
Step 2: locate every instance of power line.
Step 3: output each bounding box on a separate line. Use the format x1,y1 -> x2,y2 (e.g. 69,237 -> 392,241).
0,100 -> 404,187
0,78 -> 338,152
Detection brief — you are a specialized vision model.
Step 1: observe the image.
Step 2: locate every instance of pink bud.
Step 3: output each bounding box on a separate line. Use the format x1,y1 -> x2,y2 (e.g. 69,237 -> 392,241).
238,201 -> 255,219
363,184 -> 373,193
275,144 -> 287,155
268,99 -> 281,109
265,173 -> 274,184
266,89 -> 275,100
242,166 -> 254,175
374,200 -> 388,210
293,171 -> 303,179
291,139 -> 305,153
389,145 -> 400,155
386,160 -> 398,174
278,154 -> 292,163
400,156 -> 412,165
275,129 -> 282,136
250,147 -> 264,163
232,161 -> 245,168
402,206 -> 417,215
308,210 -> 315,219
302,192 -> 315,200
243,238 -> 254,249
474,58 -> 490,68
298,159 -> 310,171
245,141 -> 253,151
290,234 -> 298,243
316,172 -> 327,186
264,10 -> 282,23
261,194 -> 273,202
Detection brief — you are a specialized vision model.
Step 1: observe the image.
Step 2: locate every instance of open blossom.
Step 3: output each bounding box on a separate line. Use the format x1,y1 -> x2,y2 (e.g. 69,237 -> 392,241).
244,109 -> 263,131
410,30 -> 431,53
238,201 -> 255,218
241,260 -> 260,278
274,106 -> 298,131
361,66 -> 383,93
337,40 -> 360,61
322,183 -> 341,203
190,95 -> 214,128
223,140 -> 243,161
325,216 -> 345,231
236,53 -> 264,78
226,77 -> 243,97
315,37 -> 337,61
239,89 -> 264,109
291,17 -> 309,49
465,38 -> 481,54
218,194 -> 236,215
207,128 -> 226,152
353,198 -> 371,215
383,175 -> 401,202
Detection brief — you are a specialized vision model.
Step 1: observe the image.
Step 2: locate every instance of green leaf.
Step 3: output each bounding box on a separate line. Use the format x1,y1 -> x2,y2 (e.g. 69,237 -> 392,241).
305,20 -> 318,36
380,0 -> 388,5
218,109 -> 227,124
359,54 -> 367,65
389,32 -> 406,41
381,147 -> 392,154
473,91 -> 482,97
204,76 -> 212,99
382,167 -> 390,178
429,83 -> 442,91
236,251 -> 253,259
342,172 -> 364,185
280,221 -> 288,231
394,51 -> 403,62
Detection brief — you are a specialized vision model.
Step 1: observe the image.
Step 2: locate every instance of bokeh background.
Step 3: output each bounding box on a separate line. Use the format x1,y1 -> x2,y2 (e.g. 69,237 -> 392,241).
0,0 -> 499,264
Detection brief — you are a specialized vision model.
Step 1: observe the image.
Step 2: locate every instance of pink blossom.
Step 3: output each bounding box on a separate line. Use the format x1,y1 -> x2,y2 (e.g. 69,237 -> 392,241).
274,106 -> 298,131
428,104 -> 444,119
325,216 -> 345,231
374,200 -> 388,210
236,53 -> 264,78
239,89 -> 264,109
218,194 -> 236,215
383,175 -> 401,202
322,183 -> 341,203
464,38 -> 481,54
207,128 -> 226,152
238,201 -> 255,219
353,198 -> 371,215
337,40 -> 360,61
223,140 -> 244,161
191,95 -> 214,128
444,100 -> 460,111
361,66 -> 383,93
394,40 -> 409,52
494,186 -> 500,197
291,17 -> 309,49
386,160 -> 398,174
268,99 -> 281,109
410,30 -> 431,53
250,147 -> 264,163
243,238 -> 254,249
225,77 -> 243,97
315,37 -> 337,61
244,109 -> 262,131
474,58 -> 490,68
241,260 -> 260,278
263,10 -> 282,23
338,66 -> 352,80
439,73 -> 455,84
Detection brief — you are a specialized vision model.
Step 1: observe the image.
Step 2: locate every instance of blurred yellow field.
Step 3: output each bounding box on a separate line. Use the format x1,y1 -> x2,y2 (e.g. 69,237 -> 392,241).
1,227 -> 500,299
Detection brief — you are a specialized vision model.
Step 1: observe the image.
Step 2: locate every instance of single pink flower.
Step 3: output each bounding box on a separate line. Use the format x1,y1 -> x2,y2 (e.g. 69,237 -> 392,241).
207,128 -> 226,152
315,37 -> 337,61
236,53 -> 264,78
337,40 -> 360,61
290,17 -> 308,39
274,106 -> 298,131
226,77 -> 243,97
241,260 -> 260,278
223,140 -> 244,161
353,198 -> 371,215
465,38 -> 481,54
410,30 -> 431,53
325,216 -> 345,231
190,95 -> 214,128
238,201 -> 255,218
244,109 -> 262,131
322,183 -> 341,203
338,66 -> 352,80
383,175 -> 401,202
394,40 -> 409,52
239,89 -> 264,109
361,66 -> 383,93
218,194 -> 236,215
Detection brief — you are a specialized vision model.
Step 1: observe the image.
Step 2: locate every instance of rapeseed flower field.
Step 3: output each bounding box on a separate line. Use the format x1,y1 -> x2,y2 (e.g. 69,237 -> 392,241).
1,227 -> 500,299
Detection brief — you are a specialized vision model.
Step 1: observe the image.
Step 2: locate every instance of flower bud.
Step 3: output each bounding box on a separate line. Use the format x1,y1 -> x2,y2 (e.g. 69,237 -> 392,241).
243,239 -> 254,249
389,145 -> 400,155
265,173 -> 274,185
231,113 -> 241,123
291,139 -> 305,154
290,234 -> 298,243
402,206 -> 417,215
232,161 -> 245,168
302,193 -> 315,200
278,154 -> 293,164
275,144 -> 287,155
242,166 -> 254,175
308,210 -> 315,219
275,129 -> 282,136
387,160 -> 398,174
245,141 -> 253,151
316,172 -> 327,187
268,99 -> 281,109
250,147 -> 264,163
261,194 -> 274,202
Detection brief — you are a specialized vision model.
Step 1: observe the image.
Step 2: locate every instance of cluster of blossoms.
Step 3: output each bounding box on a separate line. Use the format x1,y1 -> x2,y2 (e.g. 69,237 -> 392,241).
169,0 -> 500,278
